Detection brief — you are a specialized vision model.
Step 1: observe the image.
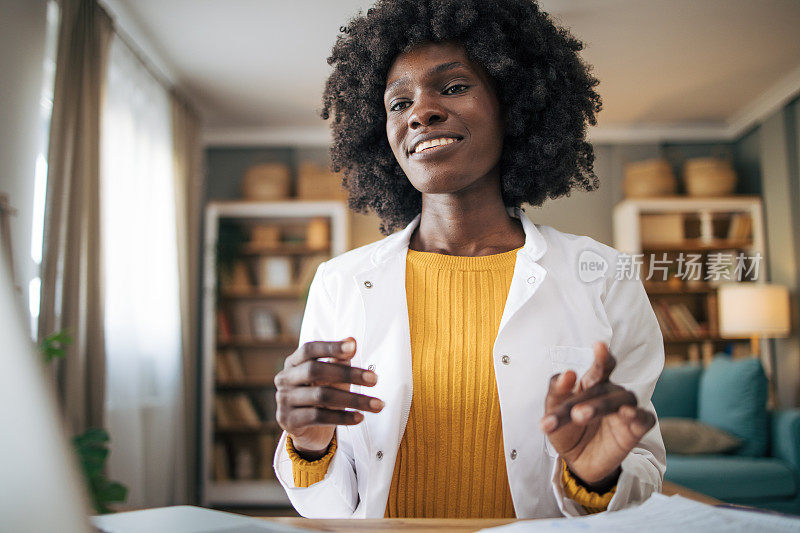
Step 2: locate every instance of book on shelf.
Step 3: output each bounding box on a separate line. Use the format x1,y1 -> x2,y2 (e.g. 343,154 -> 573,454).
215,393 -> 261,428
221,260 -> 253,292
257,256 -> 293,290
705,293 -> 719,336
652,301 -> 704,338
213,443 -> 230,481
214,397 -> 235,427
214,352 -> 230,382
706,249 -> 738,286
235,447 -> 256,480
296,254 -> 328,293
221,394 -> 262,427
216,349 -> 245,382
258,433 -> 276,480
216,310 -> 233,343
668,303 -> 702,336
726,213 -> 752,241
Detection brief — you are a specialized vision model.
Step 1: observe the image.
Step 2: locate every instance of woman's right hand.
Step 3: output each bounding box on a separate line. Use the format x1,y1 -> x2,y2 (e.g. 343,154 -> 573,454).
274,337 -> 383,460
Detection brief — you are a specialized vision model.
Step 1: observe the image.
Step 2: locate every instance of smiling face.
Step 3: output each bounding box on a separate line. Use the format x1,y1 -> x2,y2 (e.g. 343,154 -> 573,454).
384,42 -> 505,196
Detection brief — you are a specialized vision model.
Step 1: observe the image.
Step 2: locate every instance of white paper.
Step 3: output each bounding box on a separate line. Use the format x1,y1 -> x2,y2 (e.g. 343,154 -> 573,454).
480,494 -> 800,533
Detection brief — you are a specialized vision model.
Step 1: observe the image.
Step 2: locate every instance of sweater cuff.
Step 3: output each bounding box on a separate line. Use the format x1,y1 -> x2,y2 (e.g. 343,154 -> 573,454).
286,433 -> 337,487
560,461 -> 617,514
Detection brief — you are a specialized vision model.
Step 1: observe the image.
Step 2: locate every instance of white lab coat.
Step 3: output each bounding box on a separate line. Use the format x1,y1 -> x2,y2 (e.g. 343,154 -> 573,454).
273,208 -> 666,519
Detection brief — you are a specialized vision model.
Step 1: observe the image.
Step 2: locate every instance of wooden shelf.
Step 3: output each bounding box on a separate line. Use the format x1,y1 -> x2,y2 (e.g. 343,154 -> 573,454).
219,288 -> 304,299
216,378 -> 276,389
241,243 -> 330,256
642,239 -> 753,252
644,283 -> 715,294
663,335 -> 742,343
215,422 -> 279,434
217,336 -> 298,349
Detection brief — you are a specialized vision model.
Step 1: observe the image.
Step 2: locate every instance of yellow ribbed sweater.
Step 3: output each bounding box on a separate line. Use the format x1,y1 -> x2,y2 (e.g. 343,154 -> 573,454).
285,247 -> 614,516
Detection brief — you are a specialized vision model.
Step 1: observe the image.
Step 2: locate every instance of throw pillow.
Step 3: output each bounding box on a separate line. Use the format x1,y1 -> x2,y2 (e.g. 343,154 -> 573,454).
660,417 -> 742,454
651,364 -> 703,419
697,355 -> 768,457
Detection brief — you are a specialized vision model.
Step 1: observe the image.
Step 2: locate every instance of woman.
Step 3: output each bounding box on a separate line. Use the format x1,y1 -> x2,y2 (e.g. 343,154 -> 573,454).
273,0 -> 665,519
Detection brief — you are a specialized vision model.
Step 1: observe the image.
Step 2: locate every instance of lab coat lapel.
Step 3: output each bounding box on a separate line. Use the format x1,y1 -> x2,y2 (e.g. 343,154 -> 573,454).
352,217 -> 418,517
497,209 -> 548,336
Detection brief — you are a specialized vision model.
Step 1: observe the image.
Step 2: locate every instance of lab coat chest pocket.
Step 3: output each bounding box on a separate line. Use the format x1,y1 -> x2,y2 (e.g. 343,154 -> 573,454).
548,345 -> 594,380
543,346 -> 594,458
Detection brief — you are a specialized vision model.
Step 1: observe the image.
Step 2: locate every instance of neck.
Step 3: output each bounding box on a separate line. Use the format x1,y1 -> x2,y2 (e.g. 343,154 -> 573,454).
409,177 -> 525,257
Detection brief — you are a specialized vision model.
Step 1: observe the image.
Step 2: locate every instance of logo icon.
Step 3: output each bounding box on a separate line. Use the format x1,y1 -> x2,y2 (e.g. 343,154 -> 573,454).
578,250 -> 608,283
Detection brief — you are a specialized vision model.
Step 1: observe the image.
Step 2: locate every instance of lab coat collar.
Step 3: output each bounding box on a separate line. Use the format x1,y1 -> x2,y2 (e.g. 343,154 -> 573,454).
369,206 -> 548,265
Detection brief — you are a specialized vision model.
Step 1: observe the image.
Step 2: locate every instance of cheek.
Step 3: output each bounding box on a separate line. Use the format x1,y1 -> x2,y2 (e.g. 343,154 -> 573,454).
386,120 -> 405,160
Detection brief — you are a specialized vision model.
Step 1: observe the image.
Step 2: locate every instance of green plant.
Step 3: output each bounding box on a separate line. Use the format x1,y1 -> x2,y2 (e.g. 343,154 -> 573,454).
40,330 -> 71,363
73,429 -> 128,514
40,330 -> 128,514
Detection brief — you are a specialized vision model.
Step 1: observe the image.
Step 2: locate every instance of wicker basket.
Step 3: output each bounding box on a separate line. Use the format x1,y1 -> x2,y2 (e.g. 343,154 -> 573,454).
240,163 -> 291,200
297,162 -> 347,201
683,157 -> 736,197
623,159 -> 677,198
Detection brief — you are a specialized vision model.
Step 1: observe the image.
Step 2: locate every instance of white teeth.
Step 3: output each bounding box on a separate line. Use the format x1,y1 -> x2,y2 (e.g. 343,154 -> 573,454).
413,137 -> 457,154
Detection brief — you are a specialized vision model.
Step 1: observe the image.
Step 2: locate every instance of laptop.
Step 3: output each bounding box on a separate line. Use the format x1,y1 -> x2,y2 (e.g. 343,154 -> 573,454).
0,243 -> 309,532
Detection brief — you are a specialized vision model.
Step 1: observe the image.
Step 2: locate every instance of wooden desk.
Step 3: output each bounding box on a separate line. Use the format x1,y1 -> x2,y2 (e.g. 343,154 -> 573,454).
262,481 -> 721,532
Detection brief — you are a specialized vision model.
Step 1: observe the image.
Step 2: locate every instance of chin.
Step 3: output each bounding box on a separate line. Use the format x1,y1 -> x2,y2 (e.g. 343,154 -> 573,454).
406,171 -> 475,195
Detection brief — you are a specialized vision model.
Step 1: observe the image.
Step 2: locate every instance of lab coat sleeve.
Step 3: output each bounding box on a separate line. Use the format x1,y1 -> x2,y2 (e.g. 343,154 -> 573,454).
273,261 -> 359,517
551,270 -> 667,516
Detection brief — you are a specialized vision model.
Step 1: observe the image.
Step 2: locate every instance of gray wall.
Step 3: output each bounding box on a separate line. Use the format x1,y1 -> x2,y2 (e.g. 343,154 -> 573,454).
759,96 -> 800,408
528,141 -> 741,246
0,0 -> 48,306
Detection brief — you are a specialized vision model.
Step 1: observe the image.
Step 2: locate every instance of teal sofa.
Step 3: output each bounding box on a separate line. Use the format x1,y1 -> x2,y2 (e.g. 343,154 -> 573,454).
651,356 -> 800,515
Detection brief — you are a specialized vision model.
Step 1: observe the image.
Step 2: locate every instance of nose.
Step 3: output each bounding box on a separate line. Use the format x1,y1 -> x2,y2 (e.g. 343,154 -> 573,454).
408,93 -> 447,129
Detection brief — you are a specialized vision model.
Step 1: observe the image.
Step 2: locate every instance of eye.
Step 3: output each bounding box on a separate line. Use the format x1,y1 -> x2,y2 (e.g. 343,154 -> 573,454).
443,84 -> 469,95
389,100 -> 411,112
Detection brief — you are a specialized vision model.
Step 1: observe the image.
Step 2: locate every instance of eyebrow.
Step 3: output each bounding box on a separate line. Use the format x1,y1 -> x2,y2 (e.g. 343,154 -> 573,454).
384,61 -> 469,96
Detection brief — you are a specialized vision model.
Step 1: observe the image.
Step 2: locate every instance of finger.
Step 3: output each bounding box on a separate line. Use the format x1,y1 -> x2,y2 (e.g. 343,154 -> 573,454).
541,371 -> 577,432
578,341 -> 616,390
286,407 -> 365,429
569,389 -> 637,425
544,371 -> 577,409
541,381 -> 620,433
276,359 -> 377,389
619,405 -> 657,437
289,386 -> 385,413
285,338 -> 357,368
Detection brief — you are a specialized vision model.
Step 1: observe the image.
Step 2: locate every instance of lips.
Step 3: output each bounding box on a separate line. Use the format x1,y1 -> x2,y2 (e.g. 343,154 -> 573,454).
408,132 -> 464,155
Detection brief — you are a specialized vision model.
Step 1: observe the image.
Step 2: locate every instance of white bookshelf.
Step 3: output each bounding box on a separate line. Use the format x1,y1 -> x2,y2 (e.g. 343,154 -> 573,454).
200,201 -> 348,507
613,196 -> 770,368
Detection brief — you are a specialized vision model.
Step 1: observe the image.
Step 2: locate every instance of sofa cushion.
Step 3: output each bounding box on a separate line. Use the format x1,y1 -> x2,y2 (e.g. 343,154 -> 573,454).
652,364 -> 703,419
666,454 -> 797,501
660,418 -> 741,454
698,356 -> 768,457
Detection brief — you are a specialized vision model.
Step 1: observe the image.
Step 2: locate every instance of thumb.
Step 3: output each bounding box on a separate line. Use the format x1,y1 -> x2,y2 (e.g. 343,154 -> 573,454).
544,371 -> 577,412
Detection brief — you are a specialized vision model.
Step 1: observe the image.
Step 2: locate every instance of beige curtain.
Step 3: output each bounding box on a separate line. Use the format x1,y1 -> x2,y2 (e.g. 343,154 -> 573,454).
171,90 -> 203,503
38,0 -> 112,435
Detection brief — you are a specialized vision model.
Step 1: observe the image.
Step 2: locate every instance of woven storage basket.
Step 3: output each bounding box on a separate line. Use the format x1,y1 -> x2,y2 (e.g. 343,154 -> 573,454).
240,163 -> 291,200
297,162 -> 347,201
623,159 -> 677,198
683,157 -> 736,197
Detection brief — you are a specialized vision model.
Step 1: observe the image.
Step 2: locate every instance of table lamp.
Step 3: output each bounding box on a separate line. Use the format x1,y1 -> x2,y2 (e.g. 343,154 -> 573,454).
718,283 -> 791,356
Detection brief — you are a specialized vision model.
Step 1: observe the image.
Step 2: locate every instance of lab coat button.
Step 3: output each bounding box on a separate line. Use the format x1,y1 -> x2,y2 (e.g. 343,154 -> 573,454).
510,449 -> 518,460
527,276 -> 536,284
367,364 -> 375,372
501,355 -> 511,365
376,450 -> 383,460
364,281 -> 373,289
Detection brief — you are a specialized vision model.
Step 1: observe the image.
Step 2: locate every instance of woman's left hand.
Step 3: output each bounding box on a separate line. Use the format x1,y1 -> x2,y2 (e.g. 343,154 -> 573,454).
540,341 -> 656,491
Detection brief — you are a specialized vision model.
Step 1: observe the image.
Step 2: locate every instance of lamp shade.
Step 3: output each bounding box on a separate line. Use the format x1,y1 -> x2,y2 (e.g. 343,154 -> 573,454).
718,283 -> 791,338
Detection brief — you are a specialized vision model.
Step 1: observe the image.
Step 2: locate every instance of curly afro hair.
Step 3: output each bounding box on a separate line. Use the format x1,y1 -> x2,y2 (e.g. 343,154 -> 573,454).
322,0 -> 602,234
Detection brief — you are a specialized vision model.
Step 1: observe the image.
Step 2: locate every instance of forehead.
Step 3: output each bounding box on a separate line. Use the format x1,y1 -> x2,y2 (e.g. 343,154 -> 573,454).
385,42 -> 479,88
